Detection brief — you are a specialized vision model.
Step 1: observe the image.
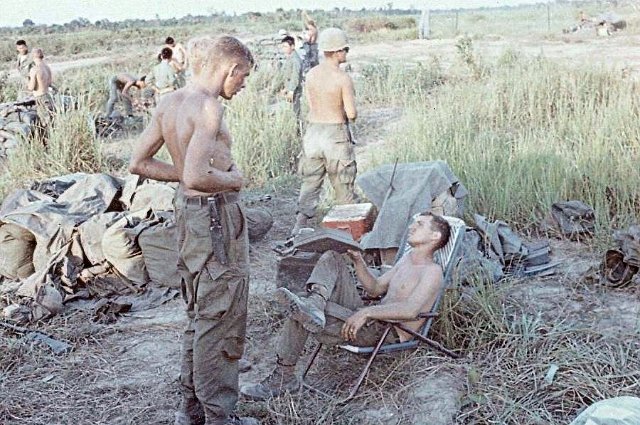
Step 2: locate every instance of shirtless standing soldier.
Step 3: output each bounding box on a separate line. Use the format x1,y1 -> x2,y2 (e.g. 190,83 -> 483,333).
241,212 -> 451,399
128,36 -> 259,425
291,27 -> 357,235
15,40 -> 34,100
28,48 -> 54,127
105,73 -> 146,118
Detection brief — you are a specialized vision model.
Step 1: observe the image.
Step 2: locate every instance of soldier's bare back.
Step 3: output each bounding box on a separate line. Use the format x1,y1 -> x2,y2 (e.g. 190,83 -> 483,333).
305,53 -> 356,124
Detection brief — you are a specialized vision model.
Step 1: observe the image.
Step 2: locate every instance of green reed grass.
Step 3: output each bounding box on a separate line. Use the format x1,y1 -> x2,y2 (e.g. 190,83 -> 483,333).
365,56 -> 640,239
0,98 -> 105,196
227,64 -> 299,186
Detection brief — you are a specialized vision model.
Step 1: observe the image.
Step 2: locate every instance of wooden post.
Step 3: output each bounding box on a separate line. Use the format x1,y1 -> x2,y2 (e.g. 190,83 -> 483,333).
419,8 -> 431,39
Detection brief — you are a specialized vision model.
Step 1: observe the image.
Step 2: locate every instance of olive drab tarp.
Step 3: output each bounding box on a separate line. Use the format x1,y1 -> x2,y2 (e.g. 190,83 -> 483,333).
1,172 -> 276,322
129,181 -> 176,213
0,173 -> 181,322
78,212 -> 126,265
356,161 -> 468,251
0,174 -> 122,273
139,219 -> 180,289
0,223 -> 36,280
102,208 -> 159,286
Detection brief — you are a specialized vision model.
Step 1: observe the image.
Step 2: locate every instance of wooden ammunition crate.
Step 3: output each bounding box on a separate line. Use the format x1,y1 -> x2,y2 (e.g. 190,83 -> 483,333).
321,203 -> 376,242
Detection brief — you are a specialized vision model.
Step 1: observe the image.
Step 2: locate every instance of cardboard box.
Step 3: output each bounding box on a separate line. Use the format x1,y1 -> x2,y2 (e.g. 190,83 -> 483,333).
321,203 -> 376,242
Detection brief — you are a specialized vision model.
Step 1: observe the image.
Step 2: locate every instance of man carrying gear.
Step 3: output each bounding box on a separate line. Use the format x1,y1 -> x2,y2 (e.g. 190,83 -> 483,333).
129,36 -> 259,425
279,35 -> 303,128
291,27 -> 358,236
105,73 -> 146,118
241,212 -> 451,400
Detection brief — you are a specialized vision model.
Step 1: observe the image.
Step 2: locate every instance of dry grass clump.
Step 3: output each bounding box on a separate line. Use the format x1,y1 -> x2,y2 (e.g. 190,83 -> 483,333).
0,99 -> 107,197
358,59 -> 444,105
370,54 -> 640,240
431,278 -> 640,424
228,65 -> 300,186
346,16 -> 415,33
0,307 -> 180,424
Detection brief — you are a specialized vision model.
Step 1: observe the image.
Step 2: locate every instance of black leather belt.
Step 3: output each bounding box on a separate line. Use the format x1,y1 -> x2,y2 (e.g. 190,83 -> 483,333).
183,191 -> 240,206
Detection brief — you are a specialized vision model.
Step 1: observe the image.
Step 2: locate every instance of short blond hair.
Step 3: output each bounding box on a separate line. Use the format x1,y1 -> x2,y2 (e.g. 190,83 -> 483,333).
188,36 -> 253,75
33,48 -> 44,59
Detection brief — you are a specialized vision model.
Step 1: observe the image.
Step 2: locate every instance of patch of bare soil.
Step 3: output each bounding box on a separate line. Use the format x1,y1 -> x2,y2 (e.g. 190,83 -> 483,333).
2,187 -> 639,424
5,56 -> 111,81
353,106 -> 403,171
352,34 -> 640,78
508,239 -> 640,334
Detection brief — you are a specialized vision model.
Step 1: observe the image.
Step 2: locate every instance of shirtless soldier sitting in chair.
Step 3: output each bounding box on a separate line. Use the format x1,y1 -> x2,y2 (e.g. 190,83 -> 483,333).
241,212 -> 451,400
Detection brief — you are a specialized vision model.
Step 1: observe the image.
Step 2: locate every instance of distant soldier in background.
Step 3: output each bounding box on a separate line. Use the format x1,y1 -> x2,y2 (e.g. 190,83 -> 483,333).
105,73 -> 146,118
15,40 -> 34,100
28,48 -> 54,127
291,28 -> 358,235
147,47 -> 179,101
164,36 -> 188,87
301,11 -> 319,72
280,35 -> 303,129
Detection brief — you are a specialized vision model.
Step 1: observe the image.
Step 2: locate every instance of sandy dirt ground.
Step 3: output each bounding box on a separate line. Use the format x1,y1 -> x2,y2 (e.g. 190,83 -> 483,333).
352,33 -> 640,77
5,56 -> 111,80
2,32 -> 640,425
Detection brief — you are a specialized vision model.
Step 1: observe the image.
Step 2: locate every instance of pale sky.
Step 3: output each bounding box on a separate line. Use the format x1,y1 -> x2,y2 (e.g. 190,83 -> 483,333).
2,0 -> 542,27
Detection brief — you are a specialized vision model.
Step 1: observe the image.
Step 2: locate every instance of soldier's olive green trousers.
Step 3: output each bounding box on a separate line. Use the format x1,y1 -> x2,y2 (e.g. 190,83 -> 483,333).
175,190 -> 249,424
278,251 -> 396,366
297,123 -> 358,220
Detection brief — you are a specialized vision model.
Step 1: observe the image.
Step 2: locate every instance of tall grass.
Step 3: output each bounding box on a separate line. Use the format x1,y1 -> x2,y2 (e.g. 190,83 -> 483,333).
227,64 -> 299,186
358,59 -> 444,105
433,278 -> 640,423
0,99 -> 106,197
366,56 -> 640,238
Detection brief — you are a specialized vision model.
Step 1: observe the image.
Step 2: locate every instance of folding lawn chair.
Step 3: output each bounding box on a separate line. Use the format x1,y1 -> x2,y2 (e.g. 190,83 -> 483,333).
301,215 -> 466,403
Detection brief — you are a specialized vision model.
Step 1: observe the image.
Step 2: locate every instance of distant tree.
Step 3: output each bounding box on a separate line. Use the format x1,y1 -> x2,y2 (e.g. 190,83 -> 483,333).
22,19 -> 35,27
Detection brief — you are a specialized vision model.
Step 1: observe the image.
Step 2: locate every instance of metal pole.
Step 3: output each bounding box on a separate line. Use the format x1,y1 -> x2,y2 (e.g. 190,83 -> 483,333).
455,10 -> 459,33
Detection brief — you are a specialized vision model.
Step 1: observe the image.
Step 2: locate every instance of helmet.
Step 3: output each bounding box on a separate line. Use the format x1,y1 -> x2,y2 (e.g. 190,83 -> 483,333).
318,28 -> 349,52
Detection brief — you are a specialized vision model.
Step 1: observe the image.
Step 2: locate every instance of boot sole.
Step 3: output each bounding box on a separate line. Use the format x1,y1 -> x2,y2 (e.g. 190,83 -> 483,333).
275,288 -> 325,333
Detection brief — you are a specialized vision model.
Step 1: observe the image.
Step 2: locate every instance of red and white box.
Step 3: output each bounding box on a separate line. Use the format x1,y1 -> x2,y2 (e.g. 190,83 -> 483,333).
321,203 -> 376,242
